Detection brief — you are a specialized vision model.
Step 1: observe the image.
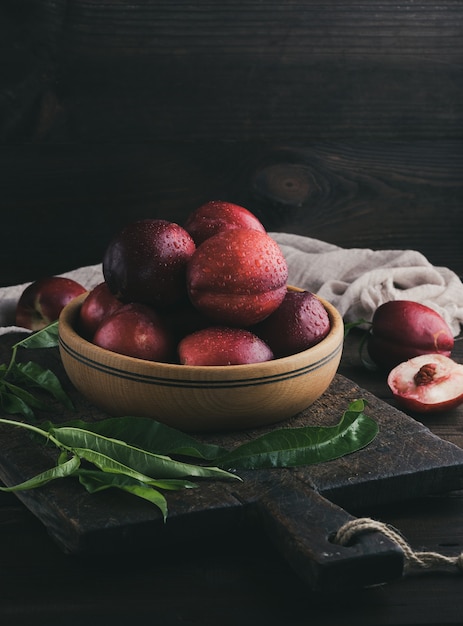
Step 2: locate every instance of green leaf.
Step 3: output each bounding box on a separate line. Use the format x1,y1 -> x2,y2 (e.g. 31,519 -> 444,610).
3,380 -> 47,409
0,394 -> 379,519
0,455 -> 80,492
52,416 -> 228,460
57,449 -> 69,465
49,426 -> 240,481
0,322 -> 72,417
216,399 -> 378,470
77,470 -> 169,520
11,361 -> 73,409
77,468 -> 196,492
13,322 -> 60,350
0,389 -> 37,419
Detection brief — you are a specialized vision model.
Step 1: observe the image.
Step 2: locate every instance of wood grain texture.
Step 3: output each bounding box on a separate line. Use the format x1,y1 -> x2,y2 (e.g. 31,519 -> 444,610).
1,1 -> 462,142
0,333 -> 462,595
2,2 -> 461,287
0,332 -> 462,623
1,140 -> 461,286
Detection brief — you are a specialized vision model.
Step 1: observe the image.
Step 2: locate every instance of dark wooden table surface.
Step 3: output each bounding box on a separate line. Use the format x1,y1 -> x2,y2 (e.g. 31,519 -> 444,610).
0,328 -> 462,626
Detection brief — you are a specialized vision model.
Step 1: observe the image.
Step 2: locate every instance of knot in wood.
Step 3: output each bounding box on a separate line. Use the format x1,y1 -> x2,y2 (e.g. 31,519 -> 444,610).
252,163 -> 317,207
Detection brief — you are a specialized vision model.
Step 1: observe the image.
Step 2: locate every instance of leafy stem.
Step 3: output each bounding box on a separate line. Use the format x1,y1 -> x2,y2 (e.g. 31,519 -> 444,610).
0,417 -> 61,447
343,318 -> 372,337
0,321 -> 73,418
4,343 -> 18,380
0,399 -> 378,519
343,319 -> 378,370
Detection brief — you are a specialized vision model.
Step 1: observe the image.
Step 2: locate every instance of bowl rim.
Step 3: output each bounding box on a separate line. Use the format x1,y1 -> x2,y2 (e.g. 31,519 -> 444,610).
58,287 -> 344,374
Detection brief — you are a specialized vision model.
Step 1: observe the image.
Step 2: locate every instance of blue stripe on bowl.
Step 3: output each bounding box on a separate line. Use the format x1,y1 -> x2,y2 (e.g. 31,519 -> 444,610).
59,336 -> 342,390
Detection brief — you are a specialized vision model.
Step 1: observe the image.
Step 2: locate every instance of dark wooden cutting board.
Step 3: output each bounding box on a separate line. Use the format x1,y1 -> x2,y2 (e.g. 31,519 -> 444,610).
1,338 -> 463,591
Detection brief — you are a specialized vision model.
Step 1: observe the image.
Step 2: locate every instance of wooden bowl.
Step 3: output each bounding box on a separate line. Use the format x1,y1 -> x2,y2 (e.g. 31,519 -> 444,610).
58,289 -> 344,432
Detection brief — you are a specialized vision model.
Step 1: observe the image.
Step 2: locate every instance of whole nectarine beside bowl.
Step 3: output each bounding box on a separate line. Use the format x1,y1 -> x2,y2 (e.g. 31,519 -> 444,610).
58,288 -> 344,432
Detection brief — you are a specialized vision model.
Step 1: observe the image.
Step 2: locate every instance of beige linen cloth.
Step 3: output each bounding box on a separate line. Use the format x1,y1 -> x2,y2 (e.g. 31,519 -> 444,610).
272,233 -> 463,336
1,232 -> 462,337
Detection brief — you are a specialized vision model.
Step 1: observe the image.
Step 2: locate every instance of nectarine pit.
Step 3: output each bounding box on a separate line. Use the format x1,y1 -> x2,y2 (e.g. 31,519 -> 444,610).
413,363 -> 438,386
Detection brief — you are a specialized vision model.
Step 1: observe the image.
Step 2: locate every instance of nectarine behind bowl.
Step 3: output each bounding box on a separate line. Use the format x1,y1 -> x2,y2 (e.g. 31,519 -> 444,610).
58,288 -> 344,432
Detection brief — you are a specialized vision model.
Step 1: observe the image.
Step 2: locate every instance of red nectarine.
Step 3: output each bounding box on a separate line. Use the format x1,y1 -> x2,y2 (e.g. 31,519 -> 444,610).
387,354 -> 463,413
93,303 -> 175,362
184,200 -> 266,245
178,326 -> 274,365
16,276 -> 87,331
368,300 -> 454,370
186,229 -> 288,327
79,282 -> 123,339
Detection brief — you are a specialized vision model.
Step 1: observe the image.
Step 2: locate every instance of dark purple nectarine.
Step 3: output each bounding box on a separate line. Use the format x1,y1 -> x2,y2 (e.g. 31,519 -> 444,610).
103,219 -> 196,309
254,290 -> 330,357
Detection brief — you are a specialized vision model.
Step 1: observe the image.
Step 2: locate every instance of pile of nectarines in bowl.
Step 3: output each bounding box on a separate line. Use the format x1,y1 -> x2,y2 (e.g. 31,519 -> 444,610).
58,201 -> 344,432
59,288 -> 343,432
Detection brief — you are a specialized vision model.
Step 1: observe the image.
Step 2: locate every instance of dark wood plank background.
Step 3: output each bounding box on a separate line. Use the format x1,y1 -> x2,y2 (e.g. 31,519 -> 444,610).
1,1 -> 462,286
2,0 -> 462,143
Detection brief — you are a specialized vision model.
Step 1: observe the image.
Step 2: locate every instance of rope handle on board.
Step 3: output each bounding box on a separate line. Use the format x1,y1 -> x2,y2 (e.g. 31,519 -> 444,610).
333,517 -> 463,577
